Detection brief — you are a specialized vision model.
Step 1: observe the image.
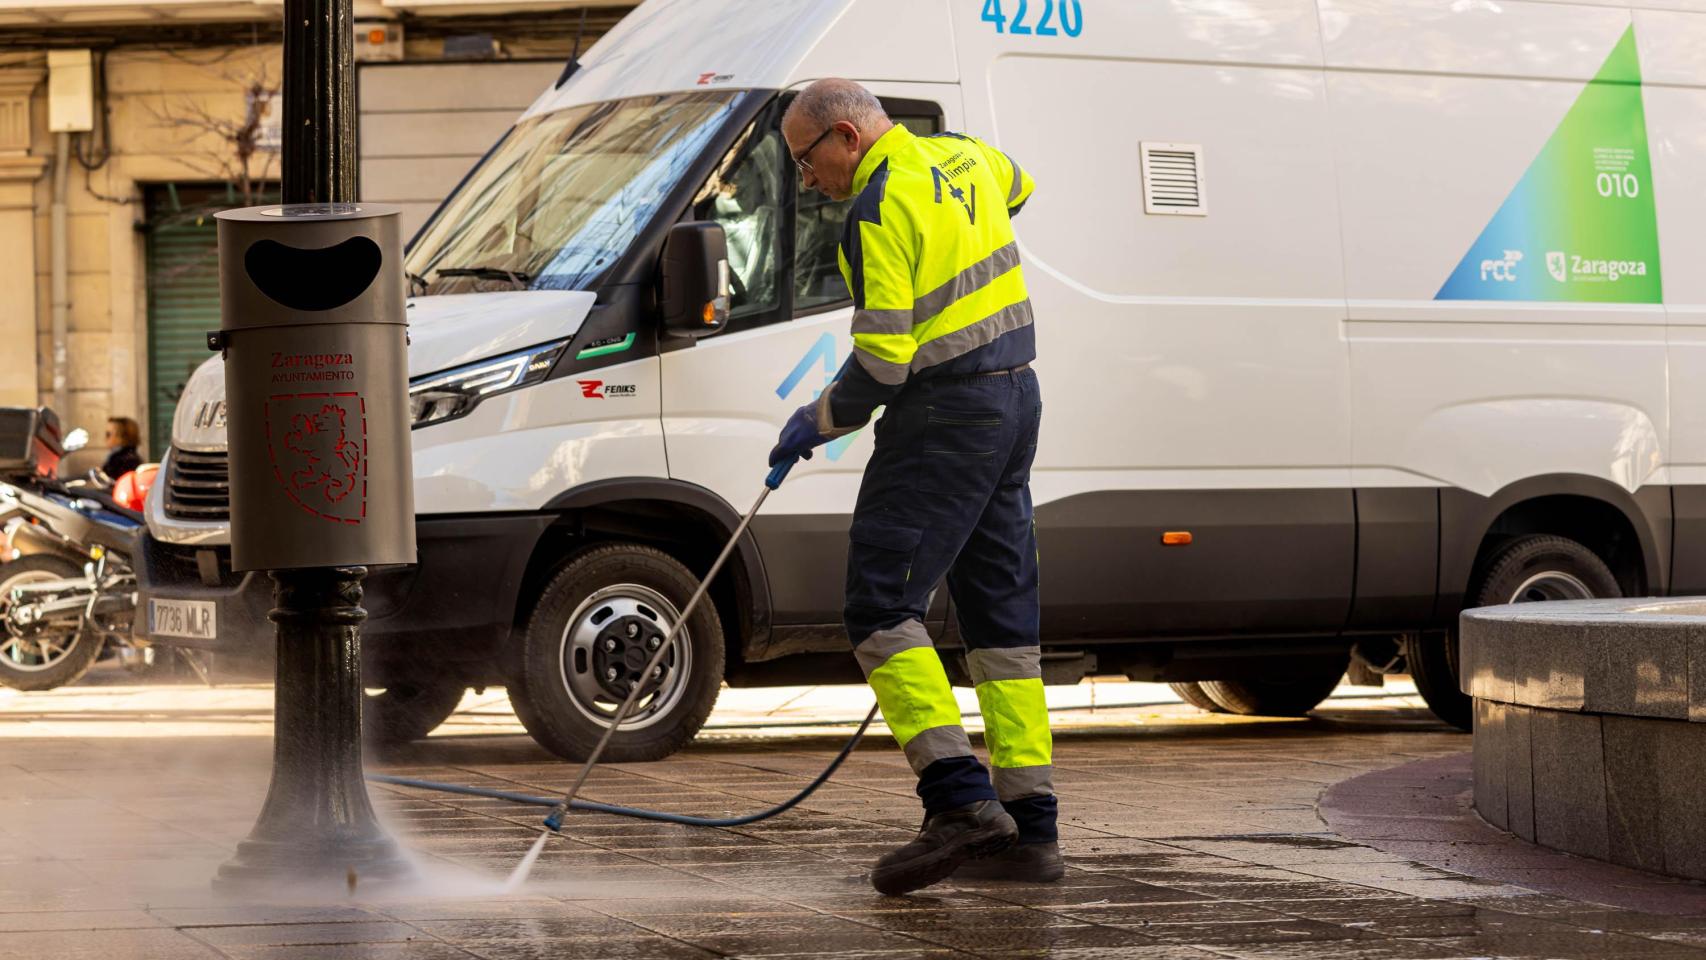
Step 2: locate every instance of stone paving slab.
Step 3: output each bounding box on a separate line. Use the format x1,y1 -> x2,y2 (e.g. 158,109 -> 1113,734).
7,680 -> 1706,958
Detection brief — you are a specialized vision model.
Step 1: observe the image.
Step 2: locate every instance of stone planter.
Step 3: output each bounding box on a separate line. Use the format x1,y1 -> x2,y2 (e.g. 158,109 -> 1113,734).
1460,598 -> 1706,879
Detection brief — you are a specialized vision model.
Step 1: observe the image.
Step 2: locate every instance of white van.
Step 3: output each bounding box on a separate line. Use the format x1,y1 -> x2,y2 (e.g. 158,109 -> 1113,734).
138,0 -> 1706,758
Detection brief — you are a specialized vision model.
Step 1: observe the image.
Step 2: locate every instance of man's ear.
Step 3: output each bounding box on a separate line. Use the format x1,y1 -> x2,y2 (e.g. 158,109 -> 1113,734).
836,120 -> 860,152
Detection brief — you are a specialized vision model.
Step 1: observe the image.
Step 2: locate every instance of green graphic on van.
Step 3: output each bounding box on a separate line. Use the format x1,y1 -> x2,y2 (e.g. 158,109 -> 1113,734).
1437,26 -> 1661,304
575,332 -> 636,360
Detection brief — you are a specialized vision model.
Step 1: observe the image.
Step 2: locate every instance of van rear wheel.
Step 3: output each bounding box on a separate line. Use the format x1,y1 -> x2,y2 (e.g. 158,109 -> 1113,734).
1411,533 -> 1620,732
509,543 -> 723,763
1169,682 -> 1227,713
1199,658 -> 1348,717
364,676 -> 467,745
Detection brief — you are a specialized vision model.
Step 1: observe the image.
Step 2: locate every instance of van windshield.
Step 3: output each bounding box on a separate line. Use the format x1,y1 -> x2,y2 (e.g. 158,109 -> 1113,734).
405,91 -> 740,294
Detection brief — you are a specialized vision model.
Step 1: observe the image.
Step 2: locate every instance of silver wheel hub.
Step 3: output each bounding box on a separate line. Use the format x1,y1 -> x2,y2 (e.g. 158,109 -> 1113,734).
1,570 -> 81,673
1508,570 -> 1595,604
558,583 -> 691,732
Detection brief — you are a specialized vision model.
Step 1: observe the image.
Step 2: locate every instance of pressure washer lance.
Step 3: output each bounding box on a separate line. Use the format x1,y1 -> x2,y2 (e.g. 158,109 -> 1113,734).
503,459 -> 801,890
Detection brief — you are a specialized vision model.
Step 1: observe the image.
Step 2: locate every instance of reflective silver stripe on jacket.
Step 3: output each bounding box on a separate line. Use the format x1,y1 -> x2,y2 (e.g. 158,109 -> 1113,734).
851,308 -> 914,336
912,242 -> 1022,324
911,298 -> 1034,371
854,345 -> 911,385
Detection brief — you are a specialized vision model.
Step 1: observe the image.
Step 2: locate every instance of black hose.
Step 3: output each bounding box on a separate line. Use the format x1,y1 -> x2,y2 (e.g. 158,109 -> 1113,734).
367,702 -> 880,828
371,580 -> 950,830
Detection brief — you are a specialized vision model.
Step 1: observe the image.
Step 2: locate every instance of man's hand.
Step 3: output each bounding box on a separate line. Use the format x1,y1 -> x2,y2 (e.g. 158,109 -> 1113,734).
769,403 -> 829,467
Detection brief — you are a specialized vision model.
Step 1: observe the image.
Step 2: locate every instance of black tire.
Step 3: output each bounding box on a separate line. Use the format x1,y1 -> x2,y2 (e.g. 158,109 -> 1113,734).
1200,658 -> 1348,717
0,555 -> 104,692
1169,681 -> 1227,713
1412,533 -> 1619,732
508,543 -> 724,763
364,676 -> 467,745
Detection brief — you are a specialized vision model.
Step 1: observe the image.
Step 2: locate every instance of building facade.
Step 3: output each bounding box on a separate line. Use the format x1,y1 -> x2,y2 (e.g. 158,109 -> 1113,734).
0,0 -> 634,457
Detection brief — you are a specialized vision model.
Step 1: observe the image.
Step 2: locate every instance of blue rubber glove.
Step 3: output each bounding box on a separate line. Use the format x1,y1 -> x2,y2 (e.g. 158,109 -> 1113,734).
768,403 -> 829,468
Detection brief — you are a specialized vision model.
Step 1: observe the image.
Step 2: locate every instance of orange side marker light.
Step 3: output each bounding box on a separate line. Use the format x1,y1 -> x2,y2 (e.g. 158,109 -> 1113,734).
1161,531 -> 1193,546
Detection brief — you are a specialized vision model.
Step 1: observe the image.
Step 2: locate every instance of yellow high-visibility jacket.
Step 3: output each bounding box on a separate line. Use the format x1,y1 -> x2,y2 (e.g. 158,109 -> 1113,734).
815,124 -> 1037,433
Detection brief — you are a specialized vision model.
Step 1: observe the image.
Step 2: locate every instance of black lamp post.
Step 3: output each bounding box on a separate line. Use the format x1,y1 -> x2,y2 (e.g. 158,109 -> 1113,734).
216,0 -> 413,890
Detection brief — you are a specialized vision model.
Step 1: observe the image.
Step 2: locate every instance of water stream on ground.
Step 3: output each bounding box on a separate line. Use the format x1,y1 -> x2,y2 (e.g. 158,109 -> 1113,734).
503,828 -> 553,892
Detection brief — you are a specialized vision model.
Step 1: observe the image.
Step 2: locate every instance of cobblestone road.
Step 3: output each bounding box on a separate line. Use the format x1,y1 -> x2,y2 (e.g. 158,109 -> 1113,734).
4,676 -> 1704,959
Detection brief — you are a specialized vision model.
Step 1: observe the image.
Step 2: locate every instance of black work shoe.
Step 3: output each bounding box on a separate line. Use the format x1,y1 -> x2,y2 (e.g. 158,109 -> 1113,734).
871,800 -> 1018,896
953,840 -> 1065,882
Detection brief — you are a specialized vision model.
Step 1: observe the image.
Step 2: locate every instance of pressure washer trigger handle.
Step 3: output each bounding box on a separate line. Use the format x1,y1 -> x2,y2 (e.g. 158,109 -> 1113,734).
766,459 -> 794,490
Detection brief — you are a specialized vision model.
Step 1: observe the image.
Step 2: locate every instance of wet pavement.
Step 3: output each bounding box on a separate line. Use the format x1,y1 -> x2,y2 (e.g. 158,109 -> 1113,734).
5,675 -> 1706,959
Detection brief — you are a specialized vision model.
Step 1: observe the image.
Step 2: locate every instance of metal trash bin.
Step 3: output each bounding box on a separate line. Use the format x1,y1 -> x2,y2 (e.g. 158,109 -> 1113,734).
214,203 -> 414,572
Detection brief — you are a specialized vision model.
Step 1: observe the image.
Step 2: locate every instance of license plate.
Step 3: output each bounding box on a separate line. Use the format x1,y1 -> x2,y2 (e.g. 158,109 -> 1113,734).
149,598 -> 217,641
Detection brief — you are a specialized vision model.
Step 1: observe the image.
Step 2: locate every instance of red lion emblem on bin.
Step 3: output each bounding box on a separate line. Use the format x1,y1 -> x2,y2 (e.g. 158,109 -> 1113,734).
266,392 -> 367,524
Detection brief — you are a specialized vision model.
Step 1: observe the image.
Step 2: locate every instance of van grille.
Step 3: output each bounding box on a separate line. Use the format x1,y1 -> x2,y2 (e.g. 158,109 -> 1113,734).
164,447 -> 230,521
1140,142 -> 1207,216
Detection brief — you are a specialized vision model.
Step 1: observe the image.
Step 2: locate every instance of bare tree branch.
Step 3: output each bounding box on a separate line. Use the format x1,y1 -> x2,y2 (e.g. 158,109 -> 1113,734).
147,58 -> 280,207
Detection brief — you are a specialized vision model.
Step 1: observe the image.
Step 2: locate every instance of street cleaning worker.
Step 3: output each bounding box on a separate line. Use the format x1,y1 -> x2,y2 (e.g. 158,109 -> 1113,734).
770,79 -> 1057,895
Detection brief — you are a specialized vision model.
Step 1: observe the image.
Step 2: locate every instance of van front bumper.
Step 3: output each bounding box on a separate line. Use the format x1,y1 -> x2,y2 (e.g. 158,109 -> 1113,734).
134,513 -> 555,674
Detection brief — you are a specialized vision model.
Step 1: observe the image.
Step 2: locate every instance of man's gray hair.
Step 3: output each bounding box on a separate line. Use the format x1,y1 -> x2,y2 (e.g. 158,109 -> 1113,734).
785,78 -> 889,132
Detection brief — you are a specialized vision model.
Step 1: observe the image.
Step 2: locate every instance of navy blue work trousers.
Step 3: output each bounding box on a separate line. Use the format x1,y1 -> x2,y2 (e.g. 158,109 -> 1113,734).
843,366 -> 1054,842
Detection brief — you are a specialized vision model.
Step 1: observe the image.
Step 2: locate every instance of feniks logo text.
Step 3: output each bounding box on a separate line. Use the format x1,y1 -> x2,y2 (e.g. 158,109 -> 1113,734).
578,380 -> 637,399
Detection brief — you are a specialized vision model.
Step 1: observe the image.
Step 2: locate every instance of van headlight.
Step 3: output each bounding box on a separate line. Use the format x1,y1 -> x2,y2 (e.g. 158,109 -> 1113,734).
409,340 -> 569,428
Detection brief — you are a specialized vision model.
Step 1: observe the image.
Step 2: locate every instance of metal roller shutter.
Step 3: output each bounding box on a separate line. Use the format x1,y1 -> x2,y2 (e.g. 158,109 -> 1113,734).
145,189 -> 221,460
144,184 -> 276,459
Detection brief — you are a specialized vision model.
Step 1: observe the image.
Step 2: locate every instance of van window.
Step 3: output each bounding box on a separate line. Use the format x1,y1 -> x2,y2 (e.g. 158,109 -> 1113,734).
679,97 -> 944,328
692,123 -> 786,321
793,104 -> 943,315
406,91 -> 739,295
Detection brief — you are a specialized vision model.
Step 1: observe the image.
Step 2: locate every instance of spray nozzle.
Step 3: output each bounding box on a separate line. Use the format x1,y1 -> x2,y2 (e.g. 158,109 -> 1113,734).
542,805 -> 566,832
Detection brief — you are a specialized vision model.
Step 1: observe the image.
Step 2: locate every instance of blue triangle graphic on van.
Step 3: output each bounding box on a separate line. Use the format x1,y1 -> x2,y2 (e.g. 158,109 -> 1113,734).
1435,26 -> 1661,304
775,332 -> 861,461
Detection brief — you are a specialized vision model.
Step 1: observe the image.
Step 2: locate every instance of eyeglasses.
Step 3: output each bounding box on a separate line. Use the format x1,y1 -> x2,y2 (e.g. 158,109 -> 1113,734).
791,125 -> 838,175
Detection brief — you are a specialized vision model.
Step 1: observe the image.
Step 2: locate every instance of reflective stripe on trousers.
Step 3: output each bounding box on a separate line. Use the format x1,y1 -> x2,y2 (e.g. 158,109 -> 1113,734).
855,618 -> 975,775
967,646 -> 1054,801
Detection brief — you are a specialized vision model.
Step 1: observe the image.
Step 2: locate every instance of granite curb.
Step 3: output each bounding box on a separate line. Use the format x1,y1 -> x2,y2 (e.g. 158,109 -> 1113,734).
1319,749 -> 1706,915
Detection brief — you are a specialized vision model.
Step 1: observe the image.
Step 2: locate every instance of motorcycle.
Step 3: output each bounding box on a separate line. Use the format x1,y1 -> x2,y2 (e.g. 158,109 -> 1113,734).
0,407 -> 155,691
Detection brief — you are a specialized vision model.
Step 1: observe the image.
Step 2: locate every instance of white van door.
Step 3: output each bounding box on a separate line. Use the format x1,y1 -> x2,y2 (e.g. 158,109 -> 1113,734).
949,1 -> 1357,639
660,85 -> 964,632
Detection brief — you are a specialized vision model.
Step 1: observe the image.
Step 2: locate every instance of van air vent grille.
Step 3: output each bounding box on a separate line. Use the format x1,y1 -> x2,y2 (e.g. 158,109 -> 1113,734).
1140,142 -> 1206,217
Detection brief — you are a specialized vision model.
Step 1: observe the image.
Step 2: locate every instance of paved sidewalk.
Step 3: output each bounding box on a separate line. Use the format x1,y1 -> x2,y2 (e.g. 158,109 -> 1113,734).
5,677 -> 1706,959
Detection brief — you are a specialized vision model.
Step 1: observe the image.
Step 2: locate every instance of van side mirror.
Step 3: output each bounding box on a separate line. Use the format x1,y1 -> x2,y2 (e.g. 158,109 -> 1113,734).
660,221 -> 730,338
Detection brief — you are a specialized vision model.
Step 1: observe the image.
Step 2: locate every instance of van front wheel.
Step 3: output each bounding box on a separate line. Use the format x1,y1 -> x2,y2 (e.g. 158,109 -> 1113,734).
509,543 -> 724,763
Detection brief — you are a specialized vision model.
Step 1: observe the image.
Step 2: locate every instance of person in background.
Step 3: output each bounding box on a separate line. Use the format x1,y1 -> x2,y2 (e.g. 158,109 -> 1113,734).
102,417 -> 143,480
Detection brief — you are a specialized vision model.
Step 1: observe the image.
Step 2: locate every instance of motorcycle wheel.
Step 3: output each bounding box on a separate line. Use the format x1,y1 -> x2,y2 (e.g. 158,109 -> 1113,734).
0,555 -> 105,691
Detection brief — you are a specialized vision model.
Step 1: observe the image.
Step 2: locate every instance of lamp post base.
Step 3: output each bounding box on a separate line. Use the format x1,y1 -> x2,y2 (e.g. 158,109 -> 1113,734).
215,566 -> 413,892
